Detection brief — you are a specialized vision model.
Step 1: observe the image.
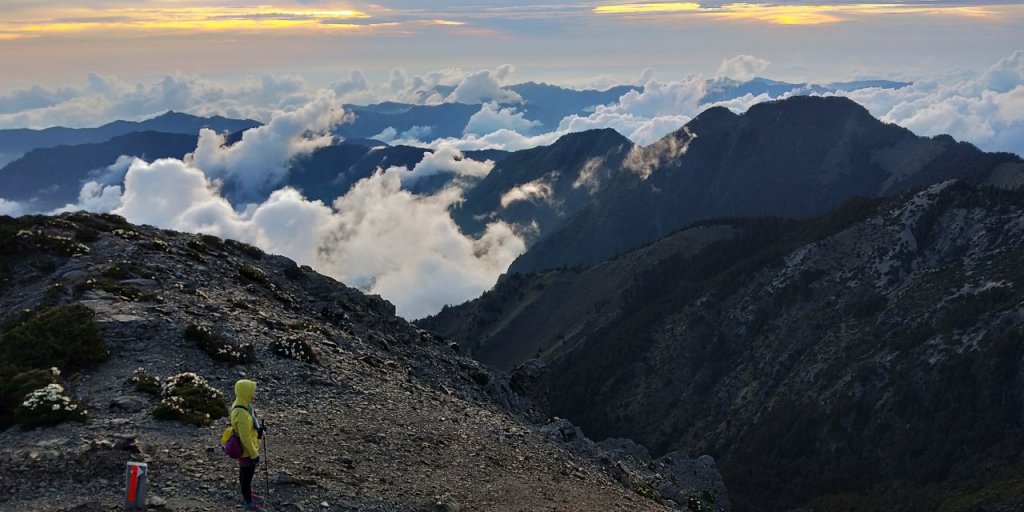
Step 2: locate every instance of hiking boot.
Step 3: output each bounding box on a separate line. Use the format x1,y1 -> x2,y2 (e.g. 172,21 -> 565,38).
241,500 -> 265,511
251,492 -> 267,505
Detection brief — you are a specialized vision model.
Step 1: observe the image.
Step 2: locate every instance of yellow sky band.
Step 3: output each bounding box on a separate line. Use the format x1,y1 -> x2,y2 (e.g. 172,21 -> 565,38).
593,2 -> 996,25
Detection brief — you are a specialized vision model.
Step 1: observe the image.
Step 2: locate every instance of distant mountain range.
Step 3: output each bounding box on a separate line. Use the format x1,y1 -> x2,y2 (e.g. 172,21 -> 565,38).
0,128 -> 509,212
0,77 -> 915,211
0,131 -> 199,210
336,79 -> 908,143
0,111 -> 260,164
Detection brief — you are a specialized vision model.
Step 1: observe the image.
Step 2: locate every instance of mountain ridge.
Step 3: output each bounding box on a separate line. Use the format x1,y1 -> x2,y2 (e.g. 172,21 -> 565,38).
421,181 -> 1024,511
0,111 -> 261,161
507,95 -> 1024,274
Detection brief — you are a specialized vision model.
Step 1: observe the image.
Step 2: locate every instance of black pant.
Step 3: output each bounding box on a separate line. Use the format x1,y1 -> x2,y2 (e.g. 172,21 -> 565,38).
240,464 -> 256,502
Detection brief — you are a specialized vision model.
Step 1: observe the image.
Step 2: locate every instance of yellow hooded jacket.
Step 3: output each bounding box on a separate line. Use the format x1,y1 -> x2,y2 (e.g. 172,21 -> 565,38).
230,379 -> 260,460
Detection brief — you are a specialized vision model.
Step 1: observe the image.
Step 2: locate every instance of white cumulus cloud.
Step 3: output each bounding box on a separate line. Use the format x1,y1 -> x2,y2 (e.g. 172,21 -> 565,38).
0,198 -> 27,217
54,93 -> 523,319
189,90 -> 349,200
716,55 -> 772,81
839,50 -> 1024,156
500,176 -> 556,208
464,102 -> 541,136
401,142 -> 495,183
0,73 -> 310,129
446,65 -> 523,104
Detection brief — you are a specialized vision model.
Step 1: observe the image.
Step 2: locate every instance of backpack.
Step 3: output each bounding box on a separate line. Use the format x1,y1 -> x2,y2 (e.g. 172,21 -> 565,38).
220,405 -> 248,459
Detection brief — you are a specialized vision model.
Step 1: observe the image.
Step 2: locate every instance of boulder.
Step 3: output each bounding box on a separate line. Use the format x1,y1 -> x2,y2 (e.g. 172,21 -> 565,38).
509,358 -> 550,413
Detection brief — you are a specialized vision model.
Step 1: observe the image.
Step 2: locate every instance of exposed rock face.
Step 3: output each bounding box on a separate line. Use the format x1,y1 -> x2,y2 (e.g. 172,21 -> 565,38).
0,212 -> 717,511
540,419 -> 731,511
424,182 -> 1024,511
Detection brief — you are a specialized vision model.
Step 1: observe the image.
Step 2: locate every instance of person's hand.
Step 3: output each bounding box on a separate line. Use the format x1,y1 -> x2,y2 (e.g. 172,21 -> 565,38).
251,456 -> 260,466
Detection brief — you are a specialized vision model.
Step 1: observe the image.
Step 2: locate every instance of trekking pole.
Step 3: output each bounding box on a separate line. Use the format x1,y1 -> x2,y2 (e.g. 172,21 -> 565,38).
262,419 -> 271,507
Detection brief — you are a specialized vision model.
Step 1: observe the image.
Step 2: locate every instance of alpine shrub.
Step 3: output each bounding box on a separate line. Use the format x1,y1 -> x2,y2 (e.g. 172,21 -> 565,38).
153,372 -> 225,426
184,324 -> 254,364
128,368 -> 161,395
0,366 -> 60,428
270,336 -> 318,364
16,382 -> 87,429
238,264 -> 270,286
0,305 -> 107,374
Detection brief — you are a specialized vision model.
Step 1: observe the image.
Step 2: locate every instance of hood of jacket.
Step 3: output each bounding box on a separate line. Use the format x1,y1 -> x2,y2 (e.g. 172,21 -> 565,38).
233,379 -> 256,408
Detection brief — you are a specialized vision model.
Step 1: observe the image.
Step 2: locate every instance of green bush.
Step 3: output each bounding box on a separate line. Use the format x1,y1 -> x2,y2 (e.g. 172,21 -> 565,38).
73,226 -> 100,243
239,264 -> 270,286
289,321 -> 329,336
283,265 -> 305,281
0,366 -> 60,427
0,305 -> 103,429
111,229 -> 140,240
65,212 -> 130,231
185,324 -> 254,364
128,368 -> 161,395
101,260 -> 137,280
273,289 -> 298,308
227,240 -> 265,260
199,234 -> 226,252
153,372 -> 225,426
0,305 -> 107,373
186,239 -> 208,254
16,230 -> 90,256
149,239 -> 170,253
270,336 -> 318,364
73,279 -> 157,302
15,382 -> 87,429
469,368 -> 490,385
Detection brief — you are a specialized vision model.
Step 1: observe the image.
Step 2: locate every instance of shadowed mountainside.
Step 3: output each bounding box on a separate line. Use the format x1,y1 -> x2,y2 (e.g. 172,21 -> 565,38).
0,131 -> 199,210
422,182 -> 1024,511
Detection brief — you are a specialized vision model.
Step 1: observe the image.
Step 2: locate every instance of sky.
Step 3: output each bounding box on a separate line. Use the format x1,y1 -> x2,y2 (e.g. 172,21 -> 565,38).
2,0 -> 1023,319
2,1 -> 1024,91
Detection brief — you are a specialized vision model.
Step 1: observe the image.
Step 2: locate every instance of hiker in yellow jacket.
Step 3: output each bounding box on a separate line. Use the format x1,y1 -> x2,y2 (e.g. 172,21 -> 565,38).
231,379 -> 265,511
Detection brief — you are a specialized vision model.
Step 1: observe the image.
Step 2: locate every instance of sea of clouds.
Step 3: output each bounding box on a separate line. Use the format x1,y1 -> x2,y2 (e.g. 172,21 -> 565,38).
1,52 -> 1022,318
37,91 -> 521,319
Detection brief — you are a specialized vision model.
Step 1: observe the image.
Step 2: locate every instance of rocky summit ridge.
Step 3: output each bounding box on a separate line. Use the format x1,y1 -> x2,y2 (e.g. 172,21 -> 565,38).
0,212 -> 727,511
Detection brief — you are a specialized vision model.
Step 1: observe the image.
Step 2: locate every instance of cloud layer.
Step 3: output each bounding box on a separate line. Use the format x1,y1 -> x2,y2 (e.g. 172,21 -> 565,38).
0,65 -> 531,130
38,93 -> 524,319
843,51 -> 1024,156
189,90 -> 349,201
3,54 -> 1023,158
390,53 -> 1024,157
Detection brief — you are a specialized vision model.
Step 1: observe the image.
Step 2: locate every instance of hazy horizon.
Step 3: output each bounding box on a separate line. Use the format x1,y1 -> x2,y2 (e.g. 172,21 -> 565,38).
3,1 -> 1023,90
